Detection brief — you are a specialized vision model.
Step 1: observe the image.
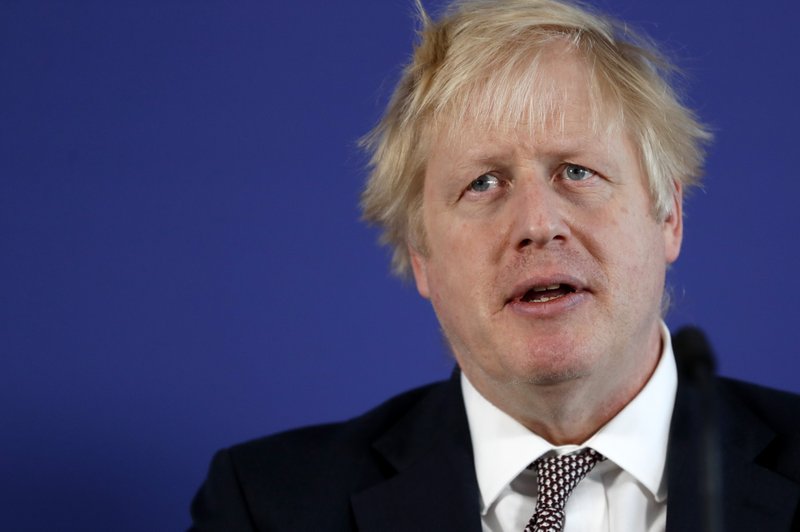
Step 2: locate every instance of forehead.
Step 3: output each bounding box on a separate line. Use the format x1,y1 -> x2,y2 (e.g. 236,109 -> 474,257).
429,43 -> 627,165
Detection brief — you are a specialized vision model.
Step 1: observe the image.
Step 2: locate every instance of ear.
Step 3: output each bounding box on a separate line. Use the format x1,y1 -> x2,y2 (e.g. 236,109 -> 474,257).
408,244 -> 431,299
662,181 -> 683,264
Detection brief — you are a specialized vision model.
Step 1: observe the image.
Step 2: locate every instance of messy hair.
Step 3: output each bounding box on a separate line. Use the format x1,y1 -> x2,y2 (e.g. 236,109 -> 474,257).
361,0 -> 711,277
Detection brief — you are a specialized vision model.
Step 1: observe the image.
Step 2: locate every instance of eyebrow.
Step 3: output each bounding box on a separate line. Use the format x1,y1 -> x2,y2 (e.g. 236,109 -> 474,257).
454,139 -> 622,175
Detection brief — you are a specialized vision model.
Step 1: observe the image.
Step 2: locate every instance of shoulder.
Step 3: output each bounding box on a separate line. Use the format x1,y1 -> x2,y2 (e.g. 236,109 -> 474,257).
228,378 -> 449,471
717,376 -> 800,434
190,379 -> 454,530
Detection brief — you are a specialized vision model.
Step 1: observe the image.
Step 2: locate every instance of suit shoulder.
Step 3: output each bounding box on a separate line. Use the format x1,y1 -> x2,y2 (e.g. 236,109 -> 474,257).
718,377 -> 800,433
226,379 -> 449,480
192,378 -> 460,529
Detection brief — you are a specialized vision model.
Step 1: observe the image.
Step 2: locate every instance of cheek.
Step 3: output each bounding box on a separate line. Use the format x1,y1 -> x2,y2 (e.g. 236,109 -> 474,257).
578,204 -> 663,277
610,221 -> 668,293
424,220 -> 499,307
427,214 -> 489,264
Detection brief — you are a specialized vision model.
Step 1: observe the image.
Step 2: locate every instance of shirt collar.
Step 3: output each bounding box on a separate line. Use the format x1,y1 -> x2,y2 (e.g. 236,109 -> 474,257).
461,322 -> 677,514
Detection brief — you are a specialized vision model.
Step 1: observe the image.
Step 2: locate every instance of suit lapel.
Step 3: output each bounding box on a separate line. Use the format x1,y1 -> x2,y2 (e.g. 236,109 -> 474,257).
351,373 -> 482,532
666,377 -> 800,531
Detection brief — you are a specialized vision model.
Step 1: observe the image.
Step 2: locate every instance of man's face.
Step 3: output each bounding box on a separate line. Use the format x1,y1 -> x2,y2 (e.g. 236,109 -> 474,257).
409,46 -> 682,406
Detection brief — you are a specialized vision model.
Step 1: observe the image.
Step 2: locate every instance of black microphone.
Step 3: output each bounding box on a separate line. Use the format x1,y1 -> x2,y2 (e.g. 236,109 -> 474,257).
673,326 -> 716,382
672,326 -> 722,532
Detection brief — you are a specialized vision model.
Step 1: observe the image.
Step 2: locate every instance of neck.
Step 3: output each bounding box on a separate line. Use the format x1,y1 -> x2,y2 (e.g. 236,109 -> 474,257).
466,328 -> 663,445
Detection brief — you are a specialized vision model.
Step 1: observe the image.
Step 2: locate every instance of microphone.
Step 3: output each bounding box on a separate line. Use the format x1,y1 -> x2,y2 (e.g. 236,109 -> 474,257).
673,325 -> 716,383
672,326 -> 722,532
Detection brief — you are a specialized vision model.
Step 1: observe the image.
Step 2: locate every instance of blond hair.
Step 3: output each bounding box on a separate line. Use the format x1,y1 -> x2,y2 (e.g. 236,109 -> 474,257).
361,0 -> 711,277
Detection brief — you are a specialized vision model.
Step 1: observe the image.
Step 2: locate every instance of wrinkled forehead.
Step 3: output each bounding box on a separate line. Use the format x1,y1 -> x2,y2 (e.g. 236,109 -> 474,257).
427,41 -> 626,156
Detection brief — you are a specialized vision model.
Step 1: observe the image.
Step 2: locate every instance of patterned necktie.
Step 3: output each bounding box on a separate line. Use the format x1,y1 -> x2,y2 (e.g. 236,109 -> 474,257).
524,448 -> 605,532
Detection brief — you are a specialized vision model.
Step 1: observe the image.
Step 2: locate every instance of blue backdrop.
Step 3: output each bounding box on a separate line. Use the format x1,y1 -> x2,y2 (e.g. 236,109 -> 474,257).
2,1 -> 798,530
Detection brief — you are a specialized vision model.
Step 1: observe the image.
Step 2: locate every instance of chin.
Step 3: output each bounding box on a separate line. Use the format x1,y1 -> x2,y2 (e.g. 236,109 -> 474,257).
514,366 -> 589,386
508,344 -> 594,386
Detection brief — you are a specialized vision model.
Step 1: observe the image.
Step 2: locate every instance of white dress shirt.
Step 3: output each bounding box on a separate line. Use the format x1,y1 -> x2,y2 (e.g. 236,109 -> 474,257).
461,323 -> 677,532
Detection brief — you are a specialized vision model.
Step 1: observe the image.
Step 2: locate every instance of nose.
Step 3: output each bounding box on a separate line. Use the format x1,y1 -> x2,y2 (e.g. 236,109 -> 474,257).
509,177 -> 569,251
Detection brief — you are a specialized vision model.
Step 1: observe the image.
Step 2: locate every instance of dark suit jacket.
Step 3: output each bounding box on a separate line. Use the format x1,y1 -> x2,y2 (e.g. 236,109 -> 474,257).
189,372 -> 800,531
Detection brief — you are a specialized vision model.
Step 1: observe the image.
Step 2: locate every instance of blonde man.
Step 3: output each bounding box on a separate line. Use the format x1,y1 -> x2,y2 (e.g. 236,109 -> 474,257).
191,1 -> 800,530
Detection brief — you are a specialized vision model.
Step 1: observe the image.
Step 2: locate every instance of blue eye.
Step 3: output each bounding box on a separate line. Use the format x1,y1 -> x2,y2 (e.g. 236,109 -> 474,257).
469,174 -> 500,192
562,164 -> 595,181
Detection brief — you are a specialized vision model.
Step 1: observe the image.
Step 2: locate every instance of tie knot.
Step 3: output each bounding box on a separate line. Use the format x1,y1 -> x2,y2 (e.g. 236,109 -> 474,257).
524,448 -> 605,532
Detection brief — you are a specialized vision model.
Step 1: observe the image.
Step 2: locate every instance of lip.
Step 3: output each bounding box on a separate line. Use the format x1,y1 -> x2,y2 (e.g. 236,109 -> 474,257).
505,275 -> 590,318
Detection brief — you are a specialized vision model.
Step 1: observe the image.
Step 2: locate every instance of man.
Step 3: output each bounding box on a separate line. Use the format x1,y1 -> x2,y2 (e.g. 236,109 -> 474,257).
190,1 -> 800,530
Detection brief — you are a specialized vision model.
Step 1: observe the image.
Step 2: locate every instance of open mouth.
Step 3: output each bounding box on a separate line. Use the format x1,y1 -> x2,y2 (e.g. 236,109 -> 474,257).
519,283 -> 577,303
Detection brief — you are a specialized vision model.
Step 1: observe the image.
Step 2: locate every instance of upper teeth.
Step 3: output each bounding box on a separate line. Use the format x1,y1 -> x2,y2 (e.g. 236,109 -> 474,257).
532,284 -> 561,292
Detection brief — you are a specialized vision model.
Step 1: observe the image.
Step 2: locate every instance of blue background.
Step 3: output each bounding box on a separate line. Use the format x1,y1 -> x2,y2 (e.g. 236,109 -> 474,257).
2,1 -> 798,530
